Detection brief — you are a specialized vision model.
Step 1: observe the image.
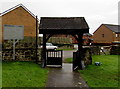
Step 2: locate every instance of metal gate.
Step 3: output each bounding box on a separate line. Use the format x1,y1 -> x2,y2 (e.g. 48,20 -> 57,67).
46,50 -> 63,67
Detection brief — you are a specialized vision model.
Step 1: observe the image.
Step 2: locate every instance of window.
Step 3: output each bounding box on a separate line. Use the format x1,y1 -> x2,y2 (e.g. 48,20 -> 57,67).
102,34 -> 104,37
116,34 -> 118,37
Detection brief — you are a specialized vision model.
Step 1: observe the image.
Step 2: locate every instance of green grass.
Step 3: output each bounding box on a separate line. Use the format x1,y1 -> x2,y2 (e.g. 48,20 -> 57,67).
64,58 -> 73,63
79,55 -> 119,88
57,49 -> 75,51
0,62 -> 2,88
2,61 -> 49,87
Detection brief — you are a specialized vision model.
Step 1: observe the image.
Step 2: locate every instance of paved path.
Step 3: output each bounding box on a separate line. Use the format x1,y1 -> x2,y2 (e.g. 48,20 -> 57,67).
46,63 -> 90,88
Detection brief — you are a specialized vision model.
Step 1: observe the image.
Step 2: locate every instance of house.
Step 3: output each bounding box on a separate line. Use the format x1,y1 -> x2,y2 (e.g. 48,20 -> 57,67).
0,4 -> 37,43
92,24 -> 120,45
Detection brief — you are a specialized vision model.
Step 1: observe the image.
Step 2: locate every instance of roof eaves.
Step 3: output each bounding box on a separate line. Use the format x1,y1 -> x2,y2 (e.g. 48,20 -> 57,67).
0,4 -> 36,19
0,4 -> 22,16
93,24 -> 103,34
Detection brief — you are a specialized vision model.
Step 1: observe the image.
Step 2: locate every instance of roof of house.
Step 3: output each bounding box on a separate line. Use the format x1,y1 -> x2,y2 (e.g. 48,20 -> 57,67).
104,24 -> 120,33
0,4 -> 36,19
93,24 -> 120,34
39,17 -> 89,34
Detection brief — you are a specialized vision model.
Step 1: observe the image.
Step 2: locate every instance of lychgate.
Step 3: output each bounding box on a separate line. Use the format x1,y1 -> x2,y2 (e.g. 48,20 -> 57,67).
39,17 -> 89,71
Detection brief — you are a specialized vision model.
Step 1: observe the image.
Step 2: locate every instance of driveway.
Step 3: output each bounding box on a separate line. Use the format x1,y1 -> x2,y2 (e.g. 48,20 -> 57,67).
63,49 -> 77,60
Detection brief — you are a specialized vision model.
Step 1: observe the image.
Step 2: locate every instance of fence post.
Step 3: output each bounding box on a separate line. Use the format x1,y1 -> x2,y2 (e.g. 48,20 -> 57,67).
36,16 -> 38,63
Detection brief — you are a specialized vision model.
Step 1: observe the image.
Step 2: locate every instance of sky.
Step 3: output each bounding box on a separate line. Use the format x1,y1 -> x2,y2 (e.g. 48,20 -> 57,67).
0,0 -> 119,34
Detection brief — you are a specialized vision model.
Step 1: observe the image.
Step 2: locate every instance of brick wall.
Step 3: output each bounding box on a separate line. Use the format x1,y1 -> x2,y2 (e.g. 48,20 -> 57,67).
93,25 -> 114,44
0,17 -> 2,44
2,6 -> 36,39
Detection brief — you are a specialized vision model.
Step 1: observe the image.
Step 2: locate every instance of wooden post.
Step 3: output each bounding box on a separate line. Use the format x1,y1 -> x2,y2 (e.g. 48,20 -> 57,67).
36,16 -> 38,63
77,33 -> 83,69
13,39 -> 15,60
42,34 -> 46,68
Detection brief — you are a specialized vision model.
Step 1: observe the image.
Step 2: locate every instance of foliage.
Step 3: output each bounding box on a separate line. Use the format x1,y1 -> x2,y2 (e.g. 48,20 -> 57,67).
40,37 -> 72,44
57,49 -> 74,51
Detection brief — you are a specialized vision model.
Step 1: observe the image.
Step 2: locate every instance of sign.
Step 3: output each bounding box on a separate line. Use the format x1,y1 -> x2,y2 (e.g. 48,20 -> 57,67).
4,24 -> 24,40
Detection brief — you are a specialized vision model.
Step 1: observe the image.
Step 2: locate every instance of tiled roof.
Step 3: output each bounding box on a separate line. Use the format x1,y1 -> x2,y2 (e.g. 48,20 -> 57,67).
40,17 -> 89,29
104,24 -> 120,33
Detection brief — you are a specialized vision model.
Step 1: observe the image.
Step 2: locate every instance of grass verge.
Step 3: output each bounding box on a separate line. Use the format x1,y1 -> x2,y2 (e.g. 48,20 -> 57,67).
57,49 -> 75,51
79,55 -> 119,88
2,61 -> 49,87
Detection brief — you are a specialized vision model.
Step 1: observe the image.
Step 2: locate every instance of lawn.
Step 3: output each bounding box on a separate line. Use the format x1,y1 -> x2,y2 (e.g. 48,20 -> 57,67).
2,61 -> 49,87
0,62 -> 2,88
79,55 -> 119,88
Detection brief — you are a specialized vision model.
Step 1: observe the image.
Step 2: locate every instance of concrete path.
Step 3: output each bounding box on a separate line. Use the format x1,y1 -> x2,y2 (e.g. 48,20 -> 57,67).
46,63 -> 90,88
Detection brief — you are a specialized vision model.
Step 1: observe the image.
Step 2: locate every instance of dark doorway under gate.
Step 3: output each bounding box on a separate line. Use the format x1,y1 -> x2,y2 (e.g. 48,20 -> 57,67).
39,17 -> 89,70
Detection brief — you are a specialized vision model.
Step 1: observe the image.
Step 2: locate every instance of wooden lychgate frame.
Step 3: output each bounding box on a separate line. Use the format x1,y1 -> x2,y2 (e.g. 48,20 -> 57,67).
39,17 -> 89,70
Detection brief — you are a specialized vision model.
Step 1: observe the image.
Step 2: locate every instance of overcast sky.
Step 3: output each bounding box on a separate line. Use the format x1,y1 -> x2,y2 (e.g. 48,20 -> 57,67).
0,0 -> 119,34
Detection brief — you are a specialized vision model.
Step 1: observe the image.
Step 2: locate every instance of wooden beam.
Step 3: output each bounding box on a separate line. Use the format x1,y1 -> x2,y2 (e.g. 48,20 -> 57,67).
36,16 -> 38,63
77,33 -> 83,69
42,34 -> 46,68
46,34 -> 54,42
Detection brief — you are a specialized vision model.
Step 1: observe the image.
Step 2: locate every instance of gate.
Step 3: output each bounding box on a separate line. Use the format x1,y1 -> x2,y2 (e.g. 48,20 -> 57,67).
73,51 -> 79,71
46,50 -> 63,67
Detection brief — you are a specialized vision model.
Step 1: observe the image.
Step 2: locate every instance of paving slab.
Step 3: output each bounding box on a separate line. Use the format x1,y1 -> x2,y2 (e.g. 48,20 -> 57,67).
46,63 -> 90,88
